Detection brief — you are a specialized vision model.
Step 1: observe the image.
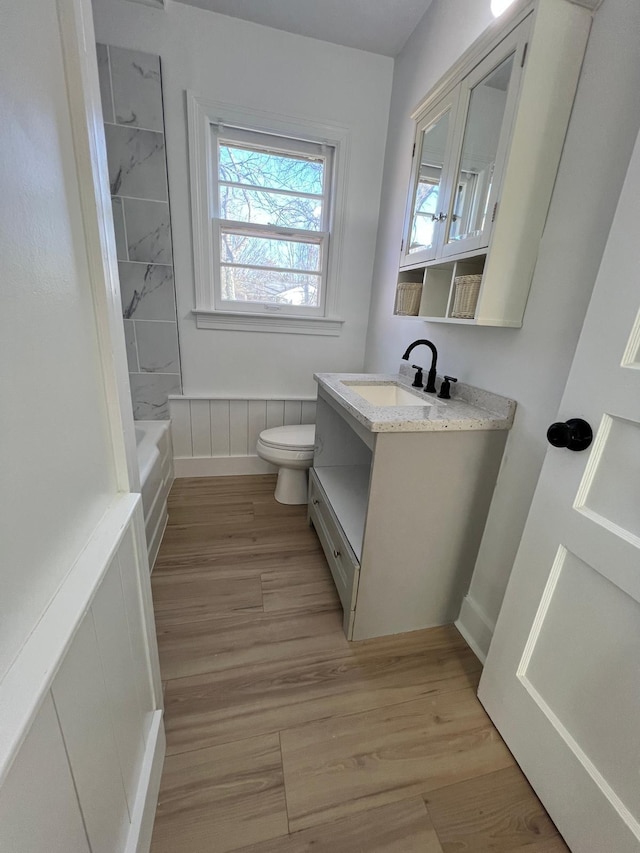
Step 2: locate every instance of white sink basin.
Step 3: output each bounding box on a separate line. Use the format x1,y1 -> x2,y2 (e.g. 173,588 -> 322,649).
346,383 -> 433,407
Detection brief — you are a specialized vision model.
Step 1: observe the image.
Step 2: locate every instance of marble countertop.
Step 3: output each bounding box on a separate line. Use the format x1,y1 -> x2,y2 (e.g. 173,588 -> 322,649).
314,368 -> 516,433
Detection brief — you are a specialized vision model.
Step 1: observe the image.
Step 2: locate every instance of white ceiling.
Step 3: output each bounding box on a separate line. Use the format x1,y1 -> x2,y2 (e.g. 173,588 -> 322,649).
172,0 -> 434,57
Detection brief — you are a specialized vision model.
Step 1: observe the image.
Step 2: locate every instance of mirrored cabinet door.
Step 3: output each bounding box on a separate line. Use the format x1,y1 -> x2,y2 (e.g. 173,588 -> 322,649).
442,27 -> 527,258
401,92 -> 459,267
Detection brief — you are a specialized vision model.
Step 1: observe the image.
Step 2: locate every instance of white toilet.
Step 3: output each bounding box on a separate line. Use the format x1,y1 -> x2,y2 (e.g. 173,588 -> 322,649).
256,423 -> 316,505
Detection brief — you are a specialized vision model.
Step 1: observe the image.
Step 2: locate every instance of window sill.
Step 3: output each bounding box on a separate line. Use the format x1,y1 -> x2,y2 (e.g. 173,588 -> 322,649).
193,309 -> 344,336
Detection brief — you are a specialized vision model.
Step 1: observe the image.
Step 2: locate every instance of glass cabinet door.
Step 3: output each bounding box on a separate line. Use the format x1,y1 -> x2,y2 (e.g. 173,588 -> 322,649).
401,93 -> 459,267
442,28 -> 527,257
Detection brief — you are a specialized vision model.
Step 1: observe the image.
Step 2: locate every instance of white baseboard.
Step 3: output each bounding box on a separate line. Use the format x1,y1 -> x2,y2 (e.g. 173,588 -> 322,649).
455,594 -> 496,665
174,455 -> 277,478
125,710 -> 165,853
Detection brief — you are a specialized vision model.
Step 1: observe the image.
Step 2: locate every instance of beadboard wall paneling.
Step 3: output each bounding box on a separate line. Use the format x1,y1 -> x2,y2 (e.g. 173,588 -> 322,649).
169,397 -> 317,477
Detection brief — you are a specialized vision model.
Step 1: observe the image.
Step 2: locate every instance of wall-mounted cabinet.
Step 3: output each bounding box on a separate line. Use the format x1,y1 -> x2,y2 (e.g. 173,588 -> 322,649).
395,0 -> 593,327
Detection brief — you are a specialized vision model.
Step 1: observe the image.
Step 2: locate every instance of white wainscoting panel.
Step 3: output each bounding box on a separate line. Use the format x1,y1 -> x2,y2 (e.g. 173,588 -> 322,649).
211,400 -> 231,456
190,399 -> 212,457
229,401 -> 249,457
91,555 -> 147,814
169,396 -> 317,477
0,497 -> 164,853
117,525 -> 158,738
284,400 -> 302,425
266,400 -> 285,429
302,401 -> 317,423
52,612 -> 131,853
0,695 -> 90,853
170,397 -> 193,458
248,400 -> 268,454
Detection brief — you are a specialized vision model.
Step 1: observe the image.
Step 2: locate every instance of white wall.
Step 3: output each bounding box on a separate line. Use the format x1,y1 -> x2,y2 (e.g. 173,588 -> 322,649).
1,5 -> 164,847
91,0 -> 394,398
364,0 -> 640,650
0,0 -> 117,681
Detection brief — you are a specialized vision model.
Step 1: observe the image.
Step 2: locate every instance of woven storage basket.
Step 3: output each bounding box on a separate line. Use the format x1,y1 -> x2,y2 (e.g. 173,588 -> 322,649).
395,282 -> 422,316
451,274 -> 482,319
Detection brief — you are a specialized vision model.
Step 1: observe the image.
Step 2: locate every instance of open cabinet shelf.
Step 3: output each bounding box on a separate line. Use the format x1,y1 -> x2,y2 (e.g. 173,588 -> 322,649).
395,253 -> 487,323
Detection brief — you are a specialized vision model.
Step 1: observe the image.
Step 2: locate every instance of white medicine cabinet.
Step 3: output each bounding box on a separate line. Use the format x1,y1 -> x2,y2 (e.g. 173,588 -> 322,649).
396,0 -> 593,327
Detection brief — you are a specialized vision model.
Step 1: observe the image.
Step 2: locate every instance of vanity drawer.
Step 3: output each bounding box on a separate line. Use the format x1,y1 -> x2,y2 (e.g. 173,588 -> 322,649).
309,470 -> 360,616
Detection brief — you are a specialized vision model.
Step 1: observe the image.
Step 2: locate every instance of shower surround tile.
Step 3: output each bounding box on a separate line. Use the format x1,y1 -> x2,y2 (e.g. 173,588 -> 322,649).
130,374 -> 181,420
99,41 -> 181,419
111,198 -> 128,261
136,321 -> 180,374
109,47 -> 163,132
123,319 -> 139,373
123,199 -> 172,265
119,262 -> 176,321
105,124 -> 168,200
96,44 -> 114,123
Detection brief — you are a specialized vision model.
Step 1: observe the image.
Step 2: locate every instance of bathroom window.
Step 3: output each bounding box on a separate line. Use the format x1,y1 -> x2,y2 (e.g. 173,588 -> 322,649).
188,95 -> 347,335
214,128 -> 331,314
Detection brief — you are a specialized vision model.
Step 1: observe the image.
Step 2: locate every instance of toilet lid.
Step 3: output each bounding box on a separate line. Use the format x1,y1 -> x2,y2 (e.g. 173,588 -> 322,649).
258,423 -> 315,451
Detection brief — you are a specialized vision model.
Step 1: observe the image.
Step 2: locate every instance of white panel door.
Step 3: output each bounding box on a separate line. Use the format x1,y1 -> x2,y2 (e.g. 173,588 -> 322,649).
479,126 -> 640,850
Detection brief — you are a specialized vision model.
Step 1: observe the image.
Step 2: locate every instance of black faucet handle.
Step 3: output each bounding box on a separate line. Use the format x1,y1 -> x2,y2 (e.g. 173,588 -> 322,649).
411,365 -> 423,387
437,375 -> 457,399
424,367 -> 437,393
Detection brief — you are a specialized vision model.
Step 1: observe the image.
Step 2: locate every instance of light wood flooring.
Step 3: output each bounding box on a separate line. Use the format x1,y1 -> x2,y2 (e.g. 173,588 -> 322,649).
150,474 -> 569,853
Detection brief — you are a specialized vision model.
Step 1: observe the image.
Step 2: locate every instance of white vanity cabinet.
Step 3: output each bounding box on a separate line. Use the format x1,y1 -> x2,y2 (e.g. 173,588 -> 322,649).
397,0 -> 593,327
309,379 -> 513,641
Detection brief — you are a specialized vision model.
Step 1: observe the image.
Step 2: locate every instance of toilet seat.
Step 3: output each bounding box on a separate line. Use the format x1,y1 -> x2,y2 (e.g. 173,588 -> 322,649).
258,424 -> 315,452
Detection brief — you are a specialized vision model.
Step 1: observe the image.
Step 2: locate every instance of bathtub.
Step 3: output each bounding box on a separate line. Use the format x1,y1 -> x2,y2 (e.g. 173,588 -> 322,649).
135,420 -> 174,570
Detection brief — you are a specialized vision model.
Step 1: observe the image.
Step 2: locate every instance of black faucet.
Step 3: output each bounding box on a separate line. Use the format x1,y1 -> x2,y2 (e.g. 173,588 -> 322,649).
402,339 -> 438,393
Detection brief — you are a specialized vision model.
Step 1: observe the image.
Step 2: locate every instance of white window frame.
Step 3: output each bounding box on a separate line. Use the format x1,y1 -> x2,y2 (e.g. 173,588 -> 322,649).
187,93 -> 348,335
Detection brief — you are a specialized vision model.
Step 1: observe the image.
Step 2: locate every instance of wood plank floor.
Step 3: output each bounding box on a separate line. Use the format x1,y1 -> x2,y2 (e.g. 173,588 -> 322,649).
150,475 -> 569,853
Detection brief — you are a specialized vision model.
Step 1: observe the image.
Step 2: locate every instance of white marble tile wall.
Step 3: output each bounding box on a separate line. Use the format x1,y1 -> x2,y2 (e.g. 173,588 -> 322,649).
97,42 -> 181,420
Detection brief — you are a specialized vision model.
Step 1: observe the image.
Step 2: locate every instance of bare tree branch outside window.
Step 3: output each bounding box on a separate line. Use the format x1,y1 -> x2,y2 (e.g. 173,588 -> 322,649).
217,139 -> 329,308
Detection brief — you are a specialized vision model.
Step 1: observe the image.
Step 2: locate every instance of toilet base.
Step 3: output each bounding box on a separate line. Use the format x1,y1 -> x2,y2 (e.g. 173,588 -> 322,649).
274,467 -> 309,505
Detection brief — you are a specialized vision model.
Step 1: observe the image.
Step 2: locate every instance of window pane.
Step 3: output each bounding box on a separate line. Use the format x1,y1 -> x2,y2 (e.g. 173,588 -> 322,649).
219,144 -> 324,195
219,186 -> 322,231
220,267 -> 320,307
221,231 -> 321,272
411,176 -> 439,251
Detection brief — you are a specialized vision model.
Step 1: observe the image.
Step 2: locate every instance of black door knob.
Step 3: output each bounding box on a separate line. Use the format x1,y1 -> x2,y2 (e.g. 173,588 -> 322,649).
546,418 -> 593,451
